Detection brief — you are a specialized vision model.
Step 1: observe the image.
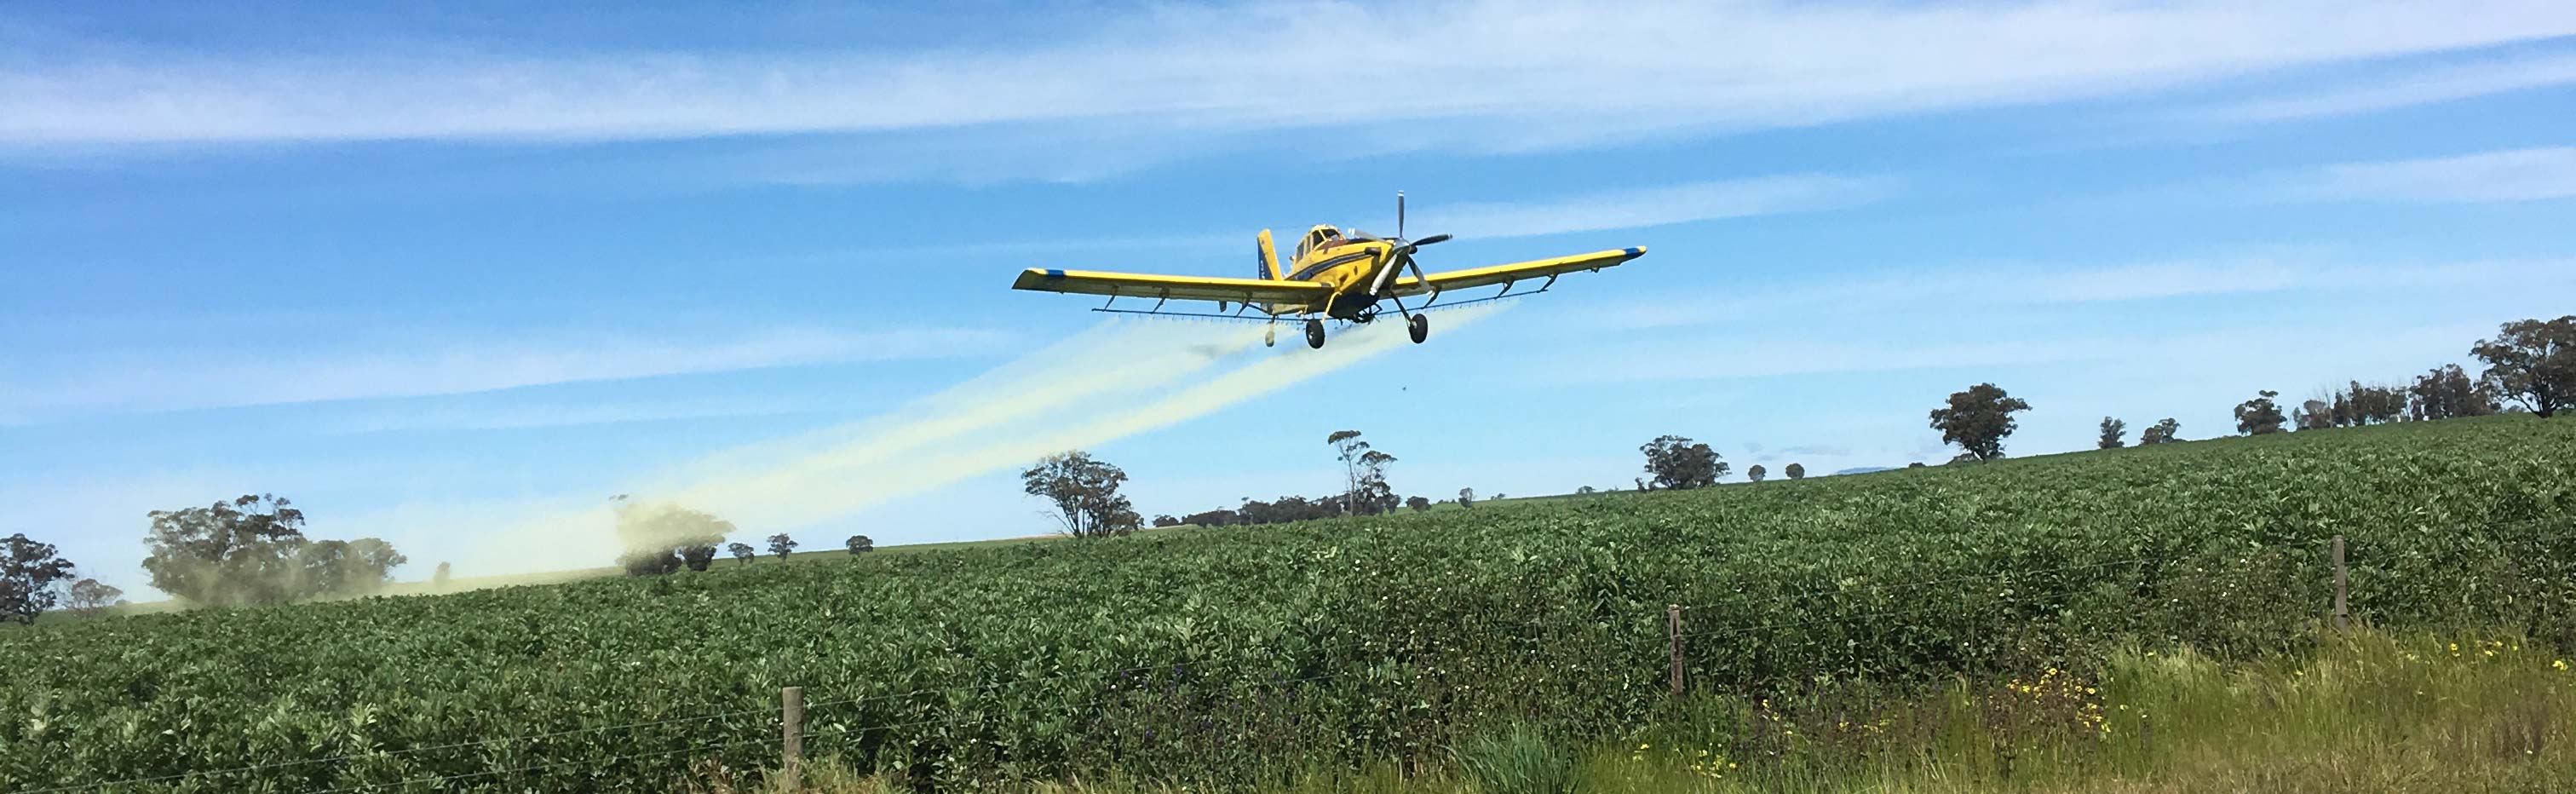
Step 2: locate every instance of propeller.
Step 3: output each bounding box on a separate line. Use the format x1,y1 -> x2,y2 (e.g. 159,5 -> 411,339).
1369,192 -> 1447,300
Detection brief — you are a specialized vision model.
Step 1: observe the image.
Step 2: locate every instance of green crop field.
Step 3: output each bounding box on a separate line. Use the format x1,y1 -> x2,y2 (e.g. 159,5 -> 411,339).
4,416 -> 2572,793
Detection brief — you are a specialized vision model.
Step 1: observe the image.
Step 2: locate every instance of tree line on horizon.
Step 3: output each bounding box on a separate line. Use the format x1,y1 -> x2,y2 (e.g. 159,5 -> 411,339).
2073,315 -> 2567,455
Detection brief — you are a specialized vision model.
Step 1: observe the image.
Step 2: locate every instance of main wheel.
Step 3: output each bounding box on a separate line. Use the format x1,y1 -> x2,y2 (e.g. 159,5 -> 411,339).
1304,319 -> 1326,349
1264,325 -> 1277,347
1406,314 -> 1429,343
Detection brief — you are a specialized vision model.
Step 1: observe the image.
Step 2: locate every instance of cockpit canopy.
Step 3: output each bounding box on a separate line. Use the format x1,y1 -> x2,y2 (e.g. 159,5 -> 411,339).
1292,226 -> 1345,262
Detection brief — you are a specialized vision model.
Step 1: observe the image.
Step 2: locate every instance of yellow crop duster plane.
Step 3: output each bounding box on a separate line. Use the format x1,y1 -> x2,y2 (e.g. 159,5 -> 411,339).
1010,193 -> 1645,348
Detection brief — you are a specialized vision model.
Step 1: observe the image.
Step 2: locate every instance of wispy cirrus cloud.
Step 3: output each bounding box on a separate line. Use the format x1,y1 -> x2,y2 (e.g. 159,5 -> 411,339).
3,325 -> 1009,421
1420,175 -> 1895,239
1584,255 -> 2573,332
315,394 -> 864,434
2191,50 -> 2576,124
5,0 -> 2572,159
2263,147 -> 2576,203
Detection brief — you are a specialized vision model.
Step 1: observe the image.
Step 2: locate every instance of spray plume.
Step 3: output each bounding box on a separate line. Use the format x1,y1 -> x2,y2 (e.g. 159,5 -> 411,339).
419,306 -> 1503,583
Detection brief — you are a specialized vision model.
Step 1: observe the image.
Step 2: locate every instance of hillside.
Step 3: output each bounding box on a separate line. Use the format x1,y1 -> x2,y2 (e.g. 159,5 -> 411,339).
4,415 -> 2572,792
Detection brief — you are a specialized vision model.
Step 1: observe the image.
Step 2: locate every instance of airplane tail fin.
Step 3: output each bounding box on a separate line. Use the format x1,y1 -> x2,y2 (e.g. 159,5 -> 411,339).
1256,229 -> 1284,280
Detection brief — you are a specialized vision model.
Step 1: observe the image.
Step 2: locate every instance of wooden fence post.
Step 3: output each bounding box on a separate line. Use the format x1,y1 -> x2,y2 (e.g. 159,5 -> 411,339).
2332,535 -> 2348,632
782,686 -> 804,790
1667,604 -> 1684,702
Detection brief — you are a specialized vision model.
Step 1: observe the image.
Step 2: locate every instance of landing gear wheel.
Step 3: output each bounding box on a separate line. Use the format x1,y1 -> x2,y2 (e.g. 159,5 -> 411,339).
1264,325 -> 1276,347
1406,314 -> 1429,344
1304,319 -> 1326,349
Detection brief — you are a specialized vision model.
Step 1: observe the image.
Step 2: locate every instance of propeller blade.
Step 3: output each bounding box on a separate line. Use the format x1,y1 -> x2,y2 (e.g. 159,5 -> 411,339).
1412,233 -> 1452,246
1370,245 -> 1412,296
1397,191 -> 1406,239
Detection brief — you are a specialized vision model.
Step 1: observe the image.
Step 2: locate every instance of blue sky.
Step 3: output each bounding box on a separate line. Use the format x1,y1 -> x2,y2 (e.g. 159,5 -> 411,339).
4,1 -> 2573,596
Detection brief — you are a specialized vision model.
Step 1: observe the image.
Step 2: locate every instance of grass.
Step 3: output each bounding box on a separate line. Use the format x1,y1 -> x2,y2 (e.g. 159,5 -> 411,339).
695,629 -> 2575,794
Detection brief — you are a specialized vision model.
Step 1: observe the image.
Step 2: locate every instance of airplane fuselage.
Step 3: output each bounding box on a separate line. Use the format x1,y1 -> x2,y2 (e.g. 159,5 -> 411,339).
1265,226 -> 1405,320
1285,239 -> 1395,319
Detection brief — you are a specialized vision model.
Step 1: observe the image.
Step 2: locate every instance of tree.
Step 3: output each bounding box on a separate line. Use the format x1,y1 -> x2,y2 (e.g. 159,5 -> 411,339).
2303,381 -> 2408,429
139,494 -> 402,606
3,533 -> 78,624
2410,364 -> 2500,420
621,548 -> 681,576
1458,487 -> 1475,509
1785,463 -> 1806,480
727,543 -> 756,564
2235,389 -> 2288,435
1576,486 -> 1596,495
846,535 -> 875,555
2098,417 -> 2127,449
142,494 -> 308,606
1021,451 -> 1138,538
1746,464 -> 1767,483
1151,515 -> 1182,527
2139,418 -> 2182,445
1639,434 -> 1726,490
296,538 -> 408,596
2471,315 -> 2576,417
1233,496 -> 1335,524
766,533 -> 798,561
1182,509 -> 1239,526
1326,431 -> 1400,516
1928,383 -> 2031,462
2343,381 -> 2406,425
431,561 -> 451,589
611,498 -> 734,577
1406,496 -> 1433,511
2294,399 -> 2335,431
63,578 -> 124,618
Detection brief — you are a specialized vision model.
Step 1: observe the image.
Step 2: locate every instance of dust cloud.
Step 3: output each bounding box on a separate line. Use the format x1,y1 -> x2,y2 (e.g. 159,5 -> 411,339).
426,307 -> 1502,583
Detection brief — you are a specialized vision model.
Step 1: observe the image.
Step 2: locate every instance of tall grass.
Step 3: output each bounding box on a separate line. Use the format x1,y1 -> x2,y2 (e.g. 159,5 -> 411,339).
722,629 -> 2573,793
1605,629 -> 2572,792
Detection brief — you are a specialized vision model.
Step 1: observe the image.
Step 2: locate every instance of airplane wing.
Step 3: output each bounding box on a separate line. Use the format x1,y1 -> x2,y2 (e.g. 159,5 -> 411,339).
1012,268 -> 1333,305
1389,246 -> 1645,296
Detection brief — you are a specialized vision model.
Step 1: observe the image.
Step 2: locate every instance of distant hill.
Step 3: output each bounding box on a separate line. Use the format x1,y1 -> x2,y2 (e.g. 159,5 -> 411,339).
1833,466 -> 1896,475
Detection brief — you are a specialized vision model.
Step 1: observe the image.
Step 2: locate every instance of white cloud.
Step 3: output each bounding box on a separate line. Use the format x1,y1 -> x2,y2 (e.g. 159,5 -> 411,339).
1567,337 -> 2097,384
6,325 -> 1009,419
5,0 -> 2571,155
317,394 -> 858,433
1587,256 -> 2573,332
832,233 -> 1240,260
2192,50 -> 2576,124
1421,175 -> 1893,239
2268,147 -> 2576,203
